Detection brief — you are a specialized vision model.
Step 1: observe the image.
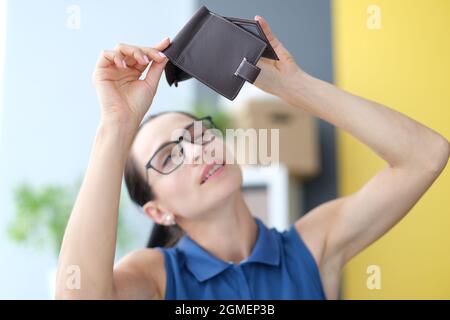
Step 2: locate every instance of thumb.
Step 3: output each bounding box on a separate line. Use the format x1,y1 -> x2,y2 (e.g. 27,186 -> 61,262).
144,58 -> 168,92
254,15 -> 292,61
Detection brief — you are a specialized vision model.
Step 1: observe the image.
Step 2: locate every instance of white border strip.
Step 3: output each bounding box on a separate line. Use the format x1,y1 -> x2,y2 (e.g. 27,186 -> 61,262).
0,0 -> 7,140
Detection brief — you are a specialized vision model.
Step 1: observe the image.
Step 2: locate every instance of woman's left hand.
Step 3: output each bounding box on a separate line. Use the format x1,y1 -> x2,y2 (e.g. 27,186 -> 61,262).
253,15 -> 304,97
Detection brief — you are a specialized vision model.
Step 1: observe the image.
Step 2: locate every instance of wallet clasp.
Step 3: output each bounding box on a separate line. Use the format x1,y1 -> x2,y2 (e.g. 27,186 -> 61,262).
234,57 -> 261,84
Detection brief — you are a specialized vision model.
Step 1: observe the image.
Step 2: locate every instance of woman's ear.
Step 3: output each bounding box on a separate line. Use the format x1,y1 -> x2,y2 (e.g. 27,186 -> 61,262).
143,200 -> 160,220
143,201 -> 176,226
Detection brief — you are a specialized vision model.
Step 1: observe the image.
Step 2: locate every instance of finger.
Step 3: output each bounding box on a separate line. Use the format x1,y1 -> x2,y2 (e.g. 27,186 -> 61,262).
254,15 -> 283,53
124,55 -> 139,68
130,58 -> 150,73
96,50 -> 127,69
96,50 -> 116,68
153,36 -> 171,52
113,50 -> 127,69
130,36 -> 169,63
144,59 -> 168,91
140,47 -> 165,64
255,15 -> 294,62
140,37 -> 171,63
114,43 -> 150,66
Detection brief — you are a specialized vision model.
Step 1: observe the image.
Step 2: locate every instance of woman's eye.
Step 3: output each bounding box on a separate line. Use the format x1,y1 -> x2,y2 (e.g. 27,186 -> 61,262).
162,155 -> 172,167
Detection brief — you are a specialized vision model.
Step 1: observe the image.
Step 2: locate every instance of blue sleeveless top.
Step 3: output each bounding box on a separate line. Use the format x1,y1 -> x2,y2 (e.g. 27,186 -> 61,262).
156,217 -> 326,299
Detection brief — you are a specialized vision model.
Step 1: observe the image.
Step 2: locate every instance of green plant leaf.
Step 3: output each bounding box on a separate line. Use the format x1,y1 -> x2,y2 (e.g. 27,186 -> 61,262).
8,179 -> 134,257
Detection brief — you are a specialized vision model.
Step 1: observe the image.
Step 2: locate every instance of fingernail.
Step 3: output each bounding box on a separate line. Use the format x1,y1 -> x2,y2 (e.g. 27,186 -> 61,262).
144,55 -> 150,64
158,51 -> 166,58
122,60 -> 127,69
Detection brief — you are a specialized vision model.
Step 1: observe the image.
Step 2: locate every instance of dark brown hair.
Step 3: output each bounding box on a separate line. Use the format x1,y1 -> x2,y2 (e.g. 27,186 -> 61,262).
124,111 -> 200,248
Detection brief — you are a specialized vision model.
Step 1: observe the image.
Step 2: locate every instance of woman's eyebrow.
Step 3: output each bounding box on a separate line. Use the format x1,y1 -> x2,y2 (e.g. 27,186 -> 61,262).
147,120 -> 195,162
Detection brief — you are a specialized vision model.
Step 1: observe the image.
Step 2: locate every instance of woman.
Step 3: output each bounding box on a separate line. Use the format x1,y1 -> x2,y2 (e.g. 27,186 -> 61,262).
55,16 -> 449,300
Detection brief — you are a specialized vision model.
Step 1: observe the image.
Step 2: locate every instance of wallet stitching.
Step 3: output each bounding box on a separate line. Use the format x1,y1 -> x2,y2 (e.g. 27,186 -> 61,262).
171,10 -> 266,100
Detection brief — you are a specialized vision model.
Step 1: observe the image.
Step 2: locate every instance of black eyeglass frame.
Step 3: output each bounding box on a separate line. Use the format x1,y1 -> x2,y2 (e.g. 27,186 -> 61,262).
144,116 -> 217,175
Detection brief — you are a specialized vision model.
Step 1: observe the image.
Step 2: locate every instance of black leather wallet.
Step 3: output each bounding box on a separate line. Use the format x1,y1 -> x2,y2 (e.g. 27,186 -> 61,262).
162,5 -> 279,101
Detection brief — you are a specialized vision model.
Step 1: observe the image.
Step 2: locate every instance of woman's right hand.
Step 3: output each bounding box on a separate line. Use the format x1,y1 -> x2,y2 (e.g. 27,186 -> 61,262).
92,37 -> 170,129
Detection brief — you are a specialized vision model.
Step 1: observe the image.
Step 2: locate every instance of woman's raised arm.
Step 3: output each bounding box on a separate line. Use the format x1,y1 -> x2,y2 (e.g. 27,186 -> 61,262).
55,39 -> 169,299
252,15 -> 449,299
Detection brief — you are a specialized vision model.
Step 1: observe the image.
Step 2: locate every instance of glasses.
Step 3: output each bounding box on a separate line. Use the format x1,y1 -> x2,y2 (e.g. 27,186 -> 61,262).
145,116 -> 218,175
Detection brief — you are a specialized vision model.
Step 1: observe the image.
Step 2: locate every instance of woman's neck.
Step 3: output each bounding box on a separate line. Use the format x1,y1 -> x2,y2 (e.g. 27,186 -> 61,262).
183,191 -> 258,264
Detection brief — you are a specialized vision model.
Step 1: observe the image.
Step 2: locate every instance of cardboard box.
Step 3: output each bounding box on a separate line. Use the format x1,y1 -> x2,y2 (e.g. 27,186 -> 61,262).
229,97 -> 321,179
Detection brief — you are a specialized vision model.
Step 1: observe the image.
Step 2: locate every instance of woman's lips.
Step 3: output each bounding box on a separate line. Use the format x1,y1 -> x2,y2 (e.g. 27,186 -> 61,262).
200,161 -> 225,184
203,164 -> 225,184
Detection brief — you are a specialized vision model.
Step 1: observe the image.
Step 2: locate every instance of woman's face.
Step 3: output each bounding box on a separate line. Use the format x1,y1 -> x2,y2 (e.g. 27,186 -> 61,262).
131,112 -> 242,223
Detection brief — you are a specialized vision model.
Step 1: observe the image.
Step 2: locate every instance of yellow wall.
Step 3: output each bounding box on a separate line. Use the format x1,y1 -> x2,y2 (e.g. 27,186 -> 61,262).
333,0 -> 450,299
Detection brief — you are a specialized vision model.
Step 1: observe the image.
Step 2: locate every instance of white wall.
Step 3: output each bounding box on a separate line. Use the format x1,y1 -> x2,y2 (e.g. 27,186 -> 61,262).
0,0 -> 196,299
